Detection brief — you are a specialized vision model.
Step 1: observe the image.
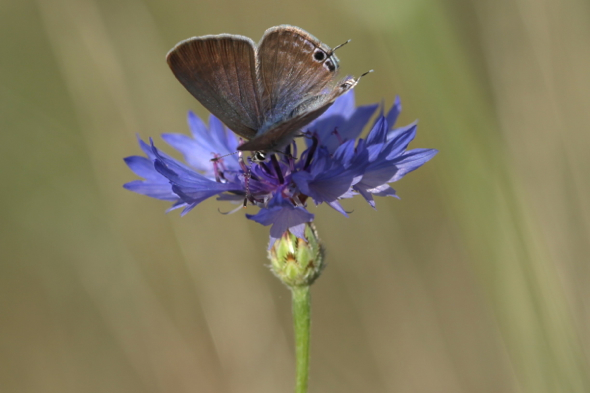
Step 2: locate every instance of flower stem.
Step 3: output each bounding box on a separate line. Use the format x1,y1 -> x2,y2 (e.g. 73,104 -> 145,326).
292,285 -> 311,393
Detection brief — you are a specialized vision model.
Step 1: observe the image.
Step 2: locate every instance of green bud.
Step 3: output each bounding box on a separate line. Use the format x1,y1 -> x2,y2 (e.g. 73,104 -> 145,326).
268,223 -> 325,287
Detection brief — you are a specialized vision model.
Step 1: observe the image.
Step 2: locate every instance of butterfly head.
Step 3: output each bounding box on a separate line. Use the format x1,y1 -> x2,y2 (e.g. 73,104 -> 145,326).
252,151 -> 267,163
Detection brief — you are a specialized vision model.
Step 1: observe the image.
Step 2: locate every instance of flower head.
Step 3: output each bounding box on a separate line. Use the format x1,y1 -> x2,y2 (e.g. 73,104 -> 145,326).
124,91 -> 437,244
269,223 -> 325,287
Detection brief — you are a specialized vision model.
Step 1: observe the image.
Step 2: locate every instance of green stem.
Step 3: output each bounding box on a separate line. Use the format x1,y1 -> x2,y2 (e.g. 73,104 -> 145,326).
292,285 -> 311,393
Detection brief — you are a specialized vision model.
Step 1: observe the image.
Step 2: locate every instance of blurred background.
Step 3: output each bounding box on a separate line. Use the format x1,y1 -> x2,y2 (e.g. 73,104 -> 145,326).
1,0 -> 589,392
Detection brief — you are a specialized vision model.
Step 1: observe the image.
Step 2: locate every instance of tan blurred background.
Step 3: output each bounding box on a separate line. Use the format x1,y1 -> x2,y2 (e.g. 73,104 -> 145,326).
1,0 -> 589,392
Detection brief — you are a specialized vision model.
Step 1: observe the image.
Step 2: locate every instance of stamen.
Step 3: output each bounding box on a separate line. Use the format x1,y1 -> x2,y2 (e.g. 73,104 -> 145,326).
218,171 -> 227,183
331,127 -> 344,145
238,151 -> 252,208
285,144 -> 292,162
270,155 -> 284,184
304,134 -> 319,170
288,141 -> 297,172
211,157 -> 222,182
238,151 -> 249,172
243,168 -> 252,209
291,140 -> 298,162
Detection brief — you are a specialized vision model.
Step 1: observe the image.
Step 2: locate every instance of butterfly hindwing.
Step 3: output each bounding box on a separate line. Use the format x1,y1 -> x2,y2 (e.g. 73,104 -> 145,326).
238,76 -> 359,152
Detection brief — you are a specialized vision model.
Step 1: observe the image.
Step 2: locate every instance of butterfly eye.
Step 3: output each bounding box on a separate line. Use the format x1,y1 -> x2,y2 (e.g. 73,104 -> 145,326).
313,49 -> 326,62
252,151 -> 267,163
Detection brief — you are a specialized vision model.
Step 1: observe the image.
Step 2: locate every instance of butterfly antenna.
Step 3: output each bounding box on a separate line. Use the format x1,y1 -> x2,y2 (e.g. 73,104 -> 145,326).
340,69 -> 374,92
211,150 -> 239,162
359,69 -> 374,79
329,39 -> 351,56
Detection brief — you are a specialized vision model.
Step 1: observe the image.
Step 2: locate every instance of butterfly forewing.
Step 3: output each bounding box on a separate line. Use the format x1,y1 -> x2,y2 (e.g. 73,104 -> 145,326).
167,35 -> 262,140
257,26 -> 340,125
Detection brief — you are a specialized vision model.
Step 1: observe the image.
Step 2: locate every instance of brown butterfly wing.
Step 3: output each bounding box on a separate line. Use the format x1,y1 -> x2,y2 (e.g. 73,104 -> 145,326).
238,76 -> 359,152
256,25 -> 340,124
167,35 -> 262,140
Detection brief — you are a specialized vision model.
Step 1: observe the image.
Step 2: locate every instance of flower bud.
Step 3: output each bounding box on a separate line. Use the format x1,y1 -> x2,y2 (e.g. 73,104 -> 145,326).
268,223 -> 325,287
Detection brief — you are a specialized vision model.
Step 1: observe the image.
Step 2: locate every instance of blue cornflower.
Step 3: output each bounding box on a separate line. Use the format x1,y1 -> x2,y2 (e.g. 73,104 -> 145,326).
124,91 -> 438,244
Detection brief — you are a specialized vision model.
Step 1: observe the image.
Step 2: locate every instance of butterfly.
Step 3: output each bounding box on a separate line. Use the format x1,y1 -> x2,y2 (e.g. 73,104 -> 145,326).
166,25 -> 369,161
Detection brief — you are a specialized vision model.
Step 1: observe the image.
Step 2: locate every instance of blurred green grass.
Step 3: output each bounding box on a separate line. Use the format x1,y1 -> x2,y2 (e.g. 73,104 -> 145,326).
1,0 -> 589,392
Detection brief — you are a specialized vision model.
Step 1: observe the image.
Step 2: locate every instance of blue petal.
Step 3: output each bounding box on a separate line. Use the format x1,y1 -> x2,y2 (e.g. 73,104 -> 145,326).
138,137 -> 192,171
166,201 -> 188,212
356,186 -> 376,208
366,144 -> 384,163
161,133 -> 213,172
311,102 -> 378,154
332,139 -> 356,167
384,123 -> 417,159
386,96 -> 401,126
348,141 -> 371,170
291,150 -> 362,205
338,103 -> 379,142
151,142 -> 244,205
123,180 -> 178,201
187,111 -> 209,139
305,91 -> 356,148
138,137 -> 155,158
185,112 -> 240,168
355,160 -> 400,189
372,184 -> 399,198
327,200 -> 349,217
246,197 -> 314,239
339,189 -> 358,199
322,90 -> 356,117
311,115 -> 345,150
180,202 -> 199,216
124,156 -> 161,180
288,223 -> 307,240
208,115 -> 235,151
366,116 -> 388,146
292,164 -> 356,205
388,148 -> 438,182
